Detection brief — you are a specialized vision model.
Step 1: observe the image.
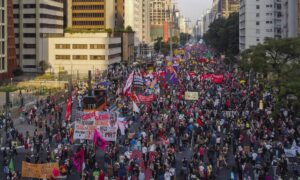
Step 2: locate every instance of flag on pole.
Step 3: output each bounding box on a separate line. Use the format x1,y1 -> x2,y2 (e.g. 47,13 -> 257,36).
93,129 -> 108,151
65,95 -> 72,121
73,148 -> 84,172
133,101 -> 140,113
123,72 -> 134,94
131,92 -> 140,103
8,158 -> 14,172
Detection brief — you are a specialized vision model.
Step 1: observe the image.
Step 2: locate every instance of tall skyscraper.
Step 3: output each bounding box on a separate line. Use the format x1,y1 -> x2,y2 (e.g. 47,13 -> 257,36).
0,0 -> 17,79
239,0 -> 300,51
66,0 -> 115,30
149,0 -> 172,41
212,0 -> 239,19
13,0 -> 64,72
125,0 -> 142,45
115,0 -> 125,29
125,0 -> 150,45
141,0 -> 151,44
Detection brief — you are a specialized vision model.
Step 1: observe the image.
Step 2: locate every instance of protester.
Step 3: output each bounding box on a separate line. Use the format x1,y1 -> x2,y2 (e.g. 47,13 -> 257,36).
1,44 -> 299,180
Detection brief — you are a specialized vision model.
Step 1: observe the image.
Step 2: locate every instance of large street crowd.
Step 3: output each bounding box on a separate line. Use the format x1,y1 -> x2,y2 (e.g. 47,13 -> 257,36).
1,44 -> 300,180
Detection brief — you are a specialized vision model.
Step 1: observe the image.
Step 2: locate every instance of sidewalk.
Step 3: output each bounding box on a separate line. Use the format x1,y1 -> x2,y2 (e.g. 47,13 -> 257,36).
0,92 -> 67,148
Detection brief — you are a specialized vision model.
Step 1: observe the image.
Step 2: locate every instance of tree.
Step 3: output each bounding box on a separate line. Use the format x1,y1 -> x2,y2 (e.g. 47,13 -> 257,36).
203,12 -> 239,56
154,37 -> 179,56
125,26 -> 133,32
180,33 -> 191,45
39,61 -> 49,73
240,38 -> 300,76
240,37 -> 300,117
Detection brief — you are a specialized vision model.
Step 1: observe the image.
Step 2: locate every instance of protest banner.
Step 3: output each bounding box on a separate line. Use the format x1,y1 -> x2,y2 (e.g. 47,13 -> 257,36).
138,94 -> 155,103
185,91 -> 199,100
21,161 -> 59,179
98,124 -> 118,141
73,120 -> 118,141
73,123 -> 96,140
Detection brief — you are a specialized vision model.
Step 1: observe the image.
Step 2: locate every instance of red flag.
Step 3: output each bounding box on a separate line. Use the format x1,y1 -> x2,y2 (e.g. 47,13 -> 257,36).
73,148 -> 84,172
131,92 -> 140,103
65,95 -> 72,121
93,129 -> 107,151
212,74 -> 224,84
197,118 -> 203,127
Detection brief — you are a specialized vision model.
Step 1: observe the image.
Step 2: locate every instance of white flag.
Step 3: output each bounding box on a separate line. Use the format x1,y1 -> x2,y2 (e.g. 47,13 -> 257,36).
133,101 -> 140,113
123,72 -> 134,94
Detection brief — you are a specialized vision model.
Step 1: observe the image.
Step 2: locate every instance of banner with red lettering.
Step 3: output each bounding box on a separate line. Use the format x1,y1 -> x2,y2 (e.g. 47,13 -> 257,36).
200,74 -> 213,80
200,74 -> 224,84
212,74 -> 224,84
188,71 -> 196,78
138,94 -> 155,103
65,96 -> 71,121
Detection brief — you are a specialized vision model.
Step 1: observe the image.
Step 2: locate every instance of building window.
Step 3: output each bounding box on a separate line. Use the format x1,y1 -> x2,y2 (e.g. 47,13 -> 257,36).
108,43 -> 121,48
40,14 -> 63,20
72,55 -> 87,60
13,14 -> 19,18
24,44 -> 36,48
23,14 -> 36,18
256,29 -> 260,34
56,55 -> 70,60
1,58 -> 4,70
23,4 -> 36,9
256,21 -> 260,25
23,54 -> 36,59
23,23 -> 36,28
55,44 -> 71,49
256,5 -> 260,9
108,53 -> 121,60
90,55 -> 105,60
72,44 -> 88,49
40,4 -> 63,12
256,38 -> 260,42
24,33 -> 36,37
40,23 -> 63,29
90,44 -> 105,49
256,13 -> 260,17
23,65 -> 37,68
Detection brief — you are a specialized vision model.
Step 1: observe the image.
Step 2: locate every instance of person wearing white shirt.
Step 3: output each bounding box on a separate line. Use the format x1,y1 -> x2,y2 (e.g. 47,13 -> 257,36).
164,170 -> 171,180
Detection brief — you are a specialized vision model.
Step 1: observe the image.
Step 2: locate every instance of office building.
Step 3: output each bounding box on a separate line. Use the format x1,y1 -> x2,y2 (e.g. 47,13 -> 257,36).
281,0 -> 300,38
178,16 -> 187,33
0,0 -> 17,80
66,0 -> 115,30
43,33 -> 121,76
13,0 -> 64,72
149,0 -> 172,41
239,0 -> 300,51
212,0 -> 240,19
125,0 -> 142,45
202,9 -> 213,34
141,0 -> 151,44
115,0 -> 125,29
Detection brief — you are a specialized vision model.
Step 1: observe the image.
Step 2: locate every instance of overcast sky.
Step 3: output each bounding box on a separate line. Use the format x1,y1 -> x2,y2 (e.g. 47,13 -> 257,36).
177,0 -> 213,24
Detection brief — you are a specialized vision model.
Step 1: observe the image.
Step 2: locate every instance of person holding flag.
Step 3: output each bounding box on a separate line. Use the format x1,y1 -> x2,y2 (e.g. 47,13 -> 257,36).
93,129 -> 108,151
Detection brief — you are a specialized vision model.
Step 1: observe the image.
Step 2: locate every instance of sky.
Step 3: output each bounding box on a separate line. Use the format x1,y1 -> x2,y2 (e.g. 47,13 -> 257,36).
177,0 -> 213,25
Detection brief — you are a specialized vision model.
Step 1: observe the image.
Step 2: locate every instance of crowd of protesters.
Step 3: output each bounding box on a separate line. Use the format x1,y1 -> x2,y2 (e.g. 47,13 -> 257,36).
1,44 -> 300,180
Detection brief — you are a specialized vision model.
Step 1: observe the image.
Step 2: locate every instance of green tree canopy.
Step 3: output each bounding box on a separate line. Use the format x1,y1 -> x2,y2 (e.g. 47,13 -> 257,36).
203,12 -> 239,56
